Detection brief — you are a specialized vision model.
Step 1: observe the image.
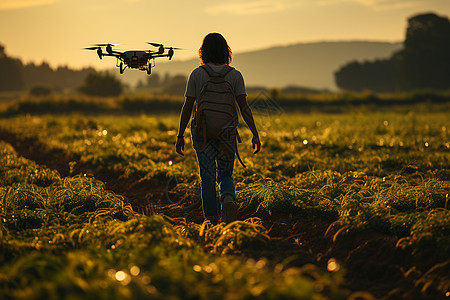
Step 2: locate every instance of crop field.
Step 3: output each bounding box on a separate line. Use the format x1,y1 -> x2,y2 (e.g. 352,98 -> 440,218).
0,95 -> 449,299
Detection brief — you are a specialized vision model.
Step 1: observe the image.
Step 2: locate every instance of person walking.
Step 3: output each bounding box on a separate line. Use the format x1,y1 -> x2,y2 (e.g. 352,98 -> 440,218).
176,32 -> 261,224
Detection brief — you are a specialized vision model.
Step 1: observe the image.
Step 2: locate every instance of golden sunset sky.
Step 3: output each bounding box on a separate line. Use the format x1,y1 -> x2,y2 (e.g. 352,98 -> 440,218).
1,0 -> 449,70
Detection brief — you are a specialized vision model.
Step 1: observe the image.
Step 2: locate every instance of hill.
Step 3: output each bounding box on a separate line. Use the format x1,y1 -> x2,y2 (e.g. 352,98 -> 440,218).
120,41 -> 402,90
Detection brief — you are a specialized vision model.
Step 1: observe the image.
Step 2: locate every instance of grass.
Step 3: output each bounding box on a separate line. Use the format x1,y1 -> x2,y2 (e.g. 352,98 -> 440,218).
0,94 -> 449,298
1,89 -> 450,116
0,140 -> 350,299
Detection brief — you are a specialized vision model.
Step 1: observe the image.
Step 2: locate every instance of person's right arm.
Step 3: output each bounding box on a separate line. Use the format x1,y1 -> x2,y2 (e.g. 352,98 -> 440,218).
236,94 -> 261,154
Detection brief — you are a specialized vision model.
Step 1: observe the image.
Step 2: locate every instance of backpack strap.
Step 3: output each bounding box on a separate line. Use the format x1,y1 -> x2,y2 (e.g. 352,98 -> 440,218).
200,64 -> 234,78
219,65 -> 234,78
234,129 -> 246,168
200,64 -> 215,76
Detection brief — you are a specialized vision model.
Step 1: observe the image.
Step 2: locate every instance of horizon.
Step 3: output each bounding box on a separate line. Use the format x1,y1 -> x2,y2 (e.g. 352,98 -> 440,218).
0,0 -> 449,71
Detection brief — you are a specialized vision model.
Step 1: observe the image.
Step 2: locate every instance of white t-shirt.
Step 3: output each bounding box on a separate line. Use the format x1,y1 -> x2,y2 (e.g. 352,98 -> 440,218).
184,63 -> 247,100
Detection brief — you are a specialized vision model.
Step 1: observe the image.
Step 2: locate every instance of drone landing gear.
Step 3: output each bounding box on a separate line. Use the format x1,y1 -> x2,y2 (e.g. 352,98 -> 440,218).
146,58 -> 155,75
119,62 -> 126,74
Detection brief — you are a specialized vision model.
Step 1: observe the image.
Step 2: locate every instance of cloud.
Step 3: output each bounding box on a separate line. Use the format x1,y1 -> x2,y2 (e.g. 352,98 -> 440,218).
205,0 -> 297,16
317,0 -> 421,11
0,0 -> 56,10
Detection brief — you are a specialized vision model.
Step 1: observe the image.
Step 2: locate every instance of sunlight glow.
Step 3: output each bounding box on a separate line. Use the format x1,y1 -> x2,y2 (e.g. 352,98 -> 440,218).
327,258 -> 340,272
0,0 -> 448,72
115,270 -> 131,285
0,0 -> 55,10
317,0 -> 421,11
193,265 -> 202,272
205,0 -> 290,16
115,271 -> 126,281
130,265 -> 140,276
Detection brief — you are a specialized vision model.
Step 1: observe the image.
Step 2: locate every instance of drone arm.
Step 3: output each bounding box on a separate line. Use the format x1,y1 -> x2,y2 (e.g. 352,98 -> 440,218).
152,54 -> 170,58
102,52 -> 123,58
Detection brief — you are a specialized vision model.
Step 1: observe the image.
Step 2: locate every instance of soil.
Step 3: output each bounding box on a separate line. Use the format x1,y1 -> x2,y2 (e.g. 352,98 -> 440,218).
0,128 -> 448,300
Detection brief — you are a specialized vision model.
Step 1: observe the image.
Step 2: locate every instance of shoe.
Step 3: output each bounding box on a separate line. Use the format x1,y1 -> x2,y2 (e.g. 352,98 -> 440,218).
222,201 -> 238,223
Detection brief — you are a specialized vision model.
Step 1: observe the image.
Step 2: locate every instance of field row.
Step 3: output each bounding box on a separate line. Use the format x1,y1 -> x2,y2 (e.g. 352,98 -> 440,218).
0,140 -> 353,299
0,107 -> 449,298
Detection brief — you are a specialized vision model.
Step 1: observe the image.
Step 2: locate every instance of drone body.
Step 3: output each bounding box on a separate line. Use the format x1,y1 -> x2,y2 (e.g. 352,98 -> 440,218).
85,43 -> 179,75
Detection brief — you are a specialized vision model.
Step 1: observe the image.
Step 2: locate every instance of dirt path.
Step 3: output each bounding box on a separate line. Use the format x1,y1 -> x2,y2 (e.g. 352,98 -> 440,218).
0,128 -> 447,300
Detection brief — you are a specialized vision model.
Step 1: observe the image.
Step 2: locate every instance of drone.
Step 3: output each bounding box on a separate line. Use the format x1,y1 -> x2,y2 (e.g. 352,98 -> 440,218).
84,42 -> 180,75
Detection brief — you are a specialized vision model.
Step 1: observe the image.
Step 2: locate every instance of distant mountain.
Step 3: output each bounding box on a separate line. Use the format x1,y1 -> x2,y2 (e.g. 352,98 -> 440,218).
119,41 -> 402,90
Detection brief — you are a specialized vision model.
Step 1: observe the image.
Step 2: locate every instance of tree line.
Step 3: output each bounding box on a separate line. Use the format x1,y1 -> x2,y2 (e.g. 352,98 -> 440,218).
136,73 -> 188,95
335,12 -> 450,92
0,44 -> 95,93
0,44 -> 190,97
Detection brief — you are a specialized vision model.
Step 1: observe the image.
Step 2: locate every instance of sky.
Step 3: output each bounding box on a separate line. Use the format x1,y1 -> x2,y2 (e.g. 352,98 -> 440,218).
0,0 -> 449,70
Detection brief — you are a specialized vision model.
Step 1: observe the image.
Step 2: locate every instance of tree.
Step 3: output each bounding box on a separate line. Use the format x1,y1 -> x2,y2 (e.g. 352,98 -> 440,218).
335,57 -> 399,92
161,74 -> 187,96
335,12 -> 450,92
147,72 -> 161,87
399,13 -> 450,90
0,43 -> 25,91
29,85 -> 52,96
79,72 -> 123,97
23,62 -> 95,91
23,62 -> 54,89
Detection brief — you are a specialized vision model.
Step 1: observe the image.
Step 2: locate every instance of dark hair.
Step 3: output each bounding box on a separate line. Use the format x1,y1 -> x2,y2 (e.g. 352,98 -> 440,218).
199,33 -> 232,65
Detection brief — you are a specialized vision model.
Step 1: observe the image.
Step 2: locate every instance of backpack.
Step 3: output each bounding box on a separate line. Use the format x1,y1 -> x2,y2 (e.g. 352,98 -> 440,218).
192,64 -> 246,167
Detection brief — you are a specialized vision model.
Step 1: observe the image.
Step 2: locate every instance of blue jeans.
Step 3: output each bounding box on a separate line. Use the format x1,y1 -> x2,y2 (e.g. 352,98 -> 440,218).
195,139 -> 235,219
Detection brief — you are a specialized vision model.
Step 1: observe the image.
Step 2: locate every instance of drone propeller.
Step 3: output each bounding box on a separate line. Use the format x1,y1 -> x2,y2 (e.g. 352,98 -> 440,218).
84,46 -> 104,59
147,43 -> 182,50
147,42 -> 163,47
94,43 -> 119,47
165,46 -> 183,60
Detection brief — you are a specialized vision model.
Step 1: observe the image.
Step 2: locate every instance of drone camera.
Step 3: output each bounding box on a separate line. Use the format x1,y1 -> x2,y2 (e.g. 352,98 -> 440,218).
130,56 -> 139,68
